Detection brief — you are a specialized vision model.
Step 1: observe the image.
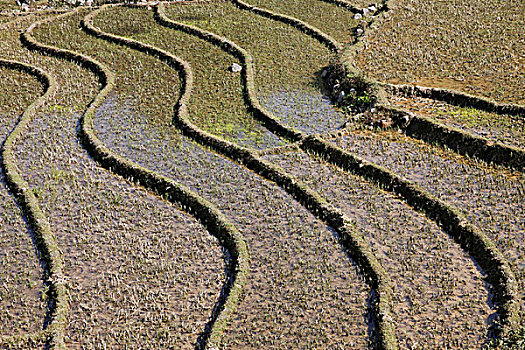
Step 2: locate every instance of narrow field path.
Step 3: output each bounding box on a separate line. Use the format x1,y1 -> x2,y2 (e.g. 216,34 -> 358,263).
90,5 -> 374,349
263,148 -> 494,348
3,12 -> 226,349
163,1 -> 505,347
237,0 -> 359,44
326,127 -> 525,321
388,94 -> 525,150
164,1 -> 348,135
0,63 -> 47,343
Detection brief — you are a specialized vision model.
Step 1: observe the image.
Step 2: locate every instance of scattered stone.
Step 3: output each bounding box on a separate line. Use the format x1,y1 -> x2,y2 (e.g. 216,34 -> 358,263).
337,91 -> 345,103
379,119 -> 392,129
368,5 -> 377,12
354,13 -> 362,20
362,8 -> 369,17
21,3 -> 29,11
229,63 -> 242,73
396,112 -> 413,127
356,28 -> 364,36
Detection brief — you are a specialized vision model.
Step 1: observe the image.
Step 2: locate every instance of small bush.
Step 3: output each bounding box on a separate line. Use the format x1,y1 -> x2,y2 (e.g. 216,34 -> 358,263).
323,60 -> 385,113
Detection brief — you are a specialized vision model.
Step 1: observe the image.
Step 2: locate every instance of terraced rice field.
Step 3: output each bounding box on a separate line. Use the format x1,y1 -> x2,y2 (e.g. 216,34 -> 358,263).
0,0 -> 523,349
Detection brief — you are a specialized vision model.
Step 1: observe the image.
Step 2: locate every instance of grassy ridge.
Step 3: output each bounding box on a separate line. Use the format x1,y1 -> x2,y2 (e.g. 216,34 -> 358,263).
93,5 -> 286,149
241,0 -> 358,44
93,5 -> 380,349
388,95 -> 525,150
0,62 -> 48,344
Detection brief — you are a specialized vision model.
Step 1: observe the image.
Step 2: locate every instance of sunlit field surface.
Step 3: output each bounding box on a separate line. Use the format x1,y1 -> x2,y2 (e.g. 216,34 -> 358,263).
0,0 -> 523,348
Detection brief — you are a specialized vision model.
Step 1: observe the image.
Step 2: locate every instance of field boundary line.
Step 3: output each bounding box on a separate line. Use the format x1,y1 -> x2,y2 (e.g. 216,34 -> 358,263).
0,59 -> 66,349
131,4 -> 397,349
21,8 -> 250,350
325,0 -> 524,171
153,2 -> 304,143
384,83 -> 525,117
159,0 -> 520,342
230,0 -> 341,52
299,135 -> 520,338
375,105 -> 525,171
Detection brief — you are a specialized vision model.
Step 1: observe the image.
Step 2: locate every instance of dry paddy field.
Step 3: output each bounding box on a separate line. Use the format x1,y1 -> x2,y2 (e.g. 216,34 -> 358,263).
0,0 -> 523,349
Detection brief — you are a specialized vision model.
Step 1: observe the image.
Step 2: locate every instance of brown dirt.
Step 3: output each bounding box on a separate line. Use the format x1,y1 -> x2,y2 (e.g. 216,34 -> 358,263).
263,149 -> 494,349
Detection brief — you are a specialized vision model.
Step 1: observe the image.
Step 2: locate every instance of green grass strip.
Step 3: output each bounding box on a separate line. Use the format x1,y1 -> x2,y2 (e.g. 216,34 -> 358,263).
160,0 -> 519,343
0,59 -> 66,349
120,4 -> 398,349
154,3 -> 304,143
22,8 -> 250,350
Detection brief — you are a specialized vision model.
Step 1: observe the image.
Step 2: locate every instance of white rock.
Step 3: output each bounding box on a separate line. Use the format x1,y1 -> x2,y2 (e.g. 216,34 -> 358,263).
363,8 -> 369,16
368,5 -> 377,12
229,63 -> 242,72
21,3 -> 29,10
354,13 -> 362,20
356,28 -> 364,36
337,91 -> 345,103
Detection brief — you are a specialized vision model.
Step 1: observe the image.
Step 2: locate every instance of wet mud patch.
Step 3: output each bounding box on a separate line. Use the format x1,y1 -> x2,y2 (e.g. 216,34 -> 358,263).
259,88 -> 347,134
